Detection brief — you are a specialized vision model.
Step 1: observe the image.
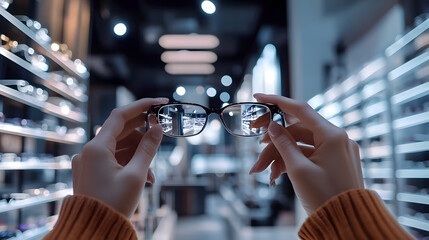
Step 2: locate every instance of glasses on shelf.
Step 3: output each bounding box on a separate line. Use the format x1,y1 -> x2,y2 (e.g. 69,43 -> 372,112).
0,0 -> 12,10
147,102 -> 285,137
15,15 -> 51,43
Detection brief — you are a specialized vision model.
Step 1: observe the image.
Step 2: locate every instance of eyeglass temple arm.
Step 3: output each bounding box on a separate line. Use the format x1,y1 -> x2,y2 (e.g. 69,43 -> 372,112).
279,111 -> 286,127
145,112 -> 150,132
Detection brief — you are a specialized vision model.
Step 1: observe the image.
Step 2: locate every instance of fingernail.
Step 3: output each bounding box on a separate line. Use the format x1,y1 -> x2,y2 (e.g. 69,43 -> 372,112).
253,93 -> 264,98
249,163 -> 258,174
149,171 -> 156,184
150,124 -> 163,141
269,173 -> 276,187
268,122 -> 282,138
156,97 -> 169,102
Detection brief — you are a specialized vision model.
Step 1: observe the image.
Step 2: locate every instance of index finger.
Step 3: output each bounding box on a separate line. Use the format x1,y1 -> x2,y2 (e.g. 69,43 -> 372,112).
253,93 -> 334,135
96,98 -> 169,145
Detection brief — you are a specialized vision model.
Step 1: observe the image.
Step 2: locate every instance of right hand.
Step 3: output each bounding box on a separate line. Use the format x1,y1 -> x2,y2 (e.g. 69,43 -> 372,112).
72,97 -> 168,218
250,93 -> 364,215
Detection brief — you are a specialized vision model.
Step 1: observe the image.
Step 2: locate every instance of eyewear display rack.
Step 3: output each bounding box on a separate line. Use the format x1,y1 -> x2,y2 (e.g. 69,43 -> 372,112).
307,17 -> 429,238
0,3 -> 89,239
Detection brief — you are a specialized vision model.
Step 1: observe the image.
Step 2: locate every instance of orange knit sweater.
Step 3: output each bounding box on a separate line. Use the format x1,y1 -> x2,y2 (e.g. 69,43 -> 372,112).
44,189 -> 414,240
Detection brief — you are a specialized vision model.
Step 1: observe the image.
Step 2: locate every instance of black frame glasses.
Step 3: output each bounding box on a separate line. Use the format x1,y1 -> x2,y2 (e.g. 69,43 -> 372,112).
146,102 -> 285,137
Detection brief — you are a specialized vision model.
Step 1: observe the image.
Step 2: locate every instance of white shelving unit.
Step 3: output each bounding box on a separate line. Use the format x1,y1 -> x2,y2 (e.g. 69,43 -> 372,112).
0,189 -> 72,213
307,15 -> 429,238
0,3 -> 89,238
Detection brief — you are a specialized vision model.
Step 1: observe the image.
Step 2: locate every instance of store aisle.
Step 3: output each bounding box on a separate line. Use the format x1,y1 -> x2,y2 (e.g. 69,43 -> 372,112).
173,194 -> 299,240
174,194 -> 230,240
174,215 -> 229,240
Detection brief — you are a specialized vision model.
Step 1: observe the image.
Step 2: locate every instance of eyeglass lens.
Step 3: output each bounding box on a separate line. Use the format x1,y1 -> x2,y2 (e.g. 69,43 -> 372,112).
157,103 -> 271,137
221,104 -> 270,136
158,104 -> 207,137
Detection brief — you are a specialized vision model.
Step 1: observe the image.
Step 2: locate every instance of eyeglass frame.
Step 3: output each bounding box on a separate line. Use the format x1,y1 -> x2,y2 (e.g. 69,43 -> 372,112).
146,102 -> 286,137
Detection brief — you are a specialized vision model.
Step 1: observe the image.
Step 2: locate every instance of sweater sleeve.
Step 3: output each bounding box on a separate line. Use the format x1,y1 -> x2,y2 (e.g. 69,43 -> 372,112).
44,194 -> 137,240
298,189 -> 414,240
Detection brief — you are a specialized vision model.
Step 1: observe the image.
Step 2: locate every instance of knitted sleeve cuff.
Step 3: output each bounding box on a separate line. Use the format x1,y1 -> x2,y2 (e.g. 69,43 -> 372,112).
298,189 -> 413,240
44,194 -> 137,240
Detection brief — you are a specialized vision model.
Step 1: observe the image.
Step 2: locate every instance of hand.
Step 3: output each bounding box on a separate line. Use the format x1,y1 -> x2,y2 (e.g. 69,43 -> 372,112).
72,97 -> 169,218
250,93 -> 364,214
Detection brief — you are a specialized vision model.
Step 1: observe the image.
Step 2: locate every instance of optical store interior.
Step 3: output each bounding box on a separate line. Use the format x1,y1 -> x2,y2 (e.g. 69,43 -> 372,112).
0,0 -> 429,239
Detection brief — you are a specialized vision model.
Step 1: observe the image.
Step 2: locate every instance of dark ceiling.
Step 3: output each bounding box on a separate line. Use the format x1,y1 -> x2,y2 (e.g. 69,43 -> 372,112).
89,0 -> 287,105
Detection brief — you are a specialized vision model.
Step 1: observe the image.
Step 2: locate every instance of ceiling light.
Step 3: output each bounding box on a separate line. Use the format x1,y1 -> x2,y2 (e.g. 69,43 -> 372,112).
161,51 -> 217,63
159,34 -> 219,49
113,23 -> 127,36
220,92 -> 230,102
221,75 -> 232,86
165,63 -> 215,75
207,87 -> 217,97
201,0 -> 216,14
176,86 -> 186,96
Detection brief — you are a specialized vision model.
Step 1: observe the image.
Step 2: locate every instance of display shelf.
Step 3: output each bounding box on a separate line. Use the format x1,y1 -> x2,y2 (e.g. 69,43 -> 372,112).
343,110 -> 361,126
361,79 -> 385,100
0,189 -> 72,213
396,141 -> 429,154
397,193 -> 429,205
307,94 -> 324,110
18,225 -> 52,240
393,111 -> 429,130
391,82 -> 429,105
0,47 -> 88,102
364,145 -> 391,159
385,17 -> 429,56
363,168 -> 392,179
346,127 -> 363,141
364,122 -> 389,138
0,47 -> 50,80
324,84 -> 342,103
341,93 -> 361,112
398,216 -> 429,232
0,83 -> 87,123
363,101 -> 387,118
0,7 -> 89,80
0,122 -> 86,144
396,169 -> 429,178
373,189 -> 394,201
388,50 -> 429,81
42,73 -> 88,102
318,102 -> 341,119
0,161 -> 71,170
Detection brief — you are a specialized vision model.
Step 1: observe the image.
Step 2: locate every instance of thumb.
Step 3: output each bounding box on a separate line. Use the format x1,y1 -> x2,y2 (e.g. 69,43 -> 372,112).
125,124 -> 163,178
268,122 -> 310,172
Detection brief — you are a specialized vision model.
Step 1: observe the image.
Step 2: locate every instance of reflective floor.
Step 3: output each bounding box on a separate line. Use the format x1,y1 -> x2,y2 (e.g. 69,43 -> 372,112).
173,195 -> 299,240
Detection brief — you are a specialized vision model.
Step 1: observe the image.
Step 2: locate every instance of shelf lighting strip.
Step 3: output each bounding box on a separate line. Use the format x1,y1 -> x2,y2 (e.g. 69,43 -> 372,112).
388,51 -> 429,81
391,82 -> 429,105
0,189 -> 72,213
385,17 -> 429,56
398,216 -> 429,232
397,193 -> 429,205
396,169 -> 429,178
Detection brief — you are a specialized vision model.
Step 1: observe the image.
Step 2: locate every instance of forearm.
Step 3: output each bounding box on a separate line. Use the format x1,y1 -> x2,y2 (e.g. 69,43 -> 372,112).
299,189 -> 414,240
44,195 -> 137,240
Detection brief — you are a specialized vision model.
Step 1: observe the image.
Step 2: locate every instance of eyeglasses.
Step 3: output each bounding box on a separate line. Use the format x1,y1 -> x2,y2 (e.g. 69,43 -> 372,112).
147,102 -> 285,137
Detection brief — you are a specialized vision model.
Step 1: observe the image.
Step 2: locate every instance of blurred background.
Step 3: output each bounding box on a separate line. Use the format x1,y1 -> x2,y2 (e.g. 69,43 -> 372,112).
0,0 -> 429,239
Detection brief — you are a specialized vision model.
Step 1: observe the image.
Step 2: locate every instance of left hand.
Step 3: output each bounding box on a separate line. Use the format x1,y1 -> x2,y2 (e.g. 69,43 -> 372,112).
72,97 -> 168,218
